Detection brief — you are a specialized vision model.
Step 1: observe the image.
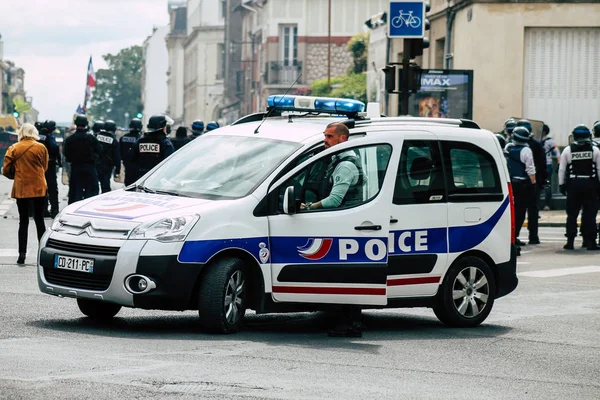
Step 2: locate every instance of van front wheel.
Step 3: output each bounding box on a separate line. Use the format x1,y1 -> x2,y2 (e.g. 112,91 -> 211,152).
198,257 -> 247,333
433,256 -> 495,327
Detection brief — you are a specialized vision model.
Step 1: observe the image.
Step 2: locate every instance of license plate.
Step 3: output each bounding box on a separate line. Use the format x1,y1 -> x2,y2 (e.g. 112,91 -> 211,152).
54,254 -> 95,273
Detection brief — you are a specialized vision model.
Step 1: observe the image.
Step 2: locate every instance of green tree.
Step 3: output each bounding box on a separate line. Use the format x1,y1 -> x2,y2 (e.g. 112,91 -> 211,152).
88,45 -> 143,127
311,73 -> 367,104
346,32 -> 369,74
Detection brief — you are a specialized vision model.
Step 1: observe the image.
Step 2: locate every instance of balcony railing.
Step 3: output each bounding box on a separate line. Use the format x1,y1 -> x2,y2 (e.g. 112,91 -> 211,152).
265,61 -> 303,85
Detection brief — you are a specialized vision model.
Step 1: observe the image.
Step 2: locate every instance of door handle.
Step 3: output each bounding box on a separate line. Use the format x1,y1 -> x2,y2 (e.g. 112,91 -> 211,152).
390,218 -> 398,224
354,225 -> 382,231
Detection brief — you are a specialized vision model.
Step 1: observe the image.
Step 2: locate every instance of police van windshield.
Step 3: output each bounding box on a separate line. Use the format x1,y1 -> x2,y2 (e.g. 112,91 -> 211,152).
142,135 -> 301,199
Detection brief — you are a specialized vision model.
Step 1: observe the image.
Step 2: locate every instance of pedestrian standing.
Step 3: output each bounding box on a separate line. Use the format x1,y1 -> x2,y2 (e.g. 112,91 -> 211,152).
120,118 -> 142,185
63,115 -> 101,203
505,127 -> 536,254
95,119 -> 121,193
1,123 -> 48,264
558,124 -> 600,250
540,124 -> 560,211
38,120 -> 62,217
130,115 -> 175,178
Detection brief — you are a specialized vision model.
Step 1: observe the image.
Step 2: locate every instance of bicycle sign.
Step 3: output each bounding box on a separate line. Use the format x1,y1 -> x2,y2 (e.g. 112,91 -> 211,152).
389,1 -> 426,38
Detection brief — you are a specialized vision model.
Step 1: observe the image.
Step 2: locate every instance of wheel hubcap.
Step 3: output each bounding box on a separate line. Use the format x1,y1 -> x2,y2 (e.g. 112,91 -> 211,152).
452,266 -> 489,318
224,270 -> 245,325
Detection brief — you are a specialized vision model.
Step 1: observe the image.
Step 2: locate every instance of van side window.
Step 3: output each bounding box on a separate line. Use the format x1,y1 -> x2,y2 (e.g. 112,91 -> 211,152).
441,141 -> 502,200
393,140 -> 445,205
273,144 -> 392,213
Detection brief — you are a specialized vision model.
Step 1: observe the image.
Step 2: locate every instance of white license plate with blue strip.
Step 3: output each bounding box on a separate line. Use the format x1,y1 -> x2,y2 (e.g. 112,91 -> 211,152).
54,254 -> 95,273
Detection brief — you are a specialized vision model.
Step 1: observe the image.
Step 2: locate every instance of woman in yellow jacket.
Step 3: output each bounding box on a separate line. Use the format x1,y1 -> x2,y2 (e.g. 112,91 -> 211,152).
2,123 -> 49,264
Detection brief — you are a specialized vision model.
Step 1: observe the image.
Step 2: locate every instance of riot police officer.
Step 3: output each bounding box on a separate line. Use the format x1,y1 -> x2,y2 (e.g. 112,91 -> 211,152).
130,115 -> 175,178
206,121 -> 220,132
120,118 -> 142,185
91,120 -> 104,135
39,120 -> 62,217
558,124 -> 600,250
190,120 -> 204,138
505,127 -> 536,254
171,126 -> 192,150
63,114 -> 100,203
592,120 -> 600,146
502,118 -> 517,140
515,119 -> 547,245
95,119 -> 121,193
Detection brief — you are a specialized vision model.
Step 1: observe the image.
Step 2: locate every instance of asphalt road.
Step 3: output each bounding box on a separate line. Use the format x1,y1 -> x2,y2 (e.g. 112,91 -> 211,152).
0,176 -> 599,399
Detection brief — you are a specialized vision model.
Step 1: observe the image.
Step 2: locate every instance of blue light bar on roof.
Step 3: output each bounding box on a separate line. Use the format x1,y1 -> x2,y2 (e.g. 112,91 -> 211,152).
267,95 -> 365,115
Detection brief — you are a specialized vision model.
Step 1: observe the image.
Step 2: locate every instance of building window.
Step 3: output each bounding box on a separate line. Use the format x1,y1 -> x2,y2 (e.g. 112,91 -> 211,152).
280,25 -> 298,66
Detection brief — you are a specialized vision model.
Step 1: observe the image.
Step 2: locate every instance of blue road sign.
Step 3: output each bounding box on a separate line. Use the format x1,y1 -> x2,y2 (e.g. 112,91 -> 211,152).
389,1 -> 425,38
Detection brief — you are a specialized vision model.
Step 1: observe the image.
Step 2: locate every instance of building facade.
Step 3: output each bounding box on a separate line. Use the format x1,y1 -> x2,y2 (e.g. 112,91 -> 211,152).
369,0 -> 600,145
141,26 -> 170,127
182,0 -> 226,125
166,3 -> 187,125
238,0 -> 389,115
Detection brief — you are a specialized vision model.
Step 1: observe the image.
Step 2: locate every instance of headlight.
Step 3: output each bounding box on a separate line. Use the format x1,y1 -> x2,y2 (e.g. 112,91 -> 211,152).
128,214 -> 199,242
50,211 -> 65,231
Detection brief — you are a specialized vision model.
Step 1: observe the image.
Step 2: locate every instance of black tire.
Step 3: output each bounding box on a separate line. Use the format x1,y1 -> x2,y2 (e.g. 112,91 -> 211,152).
198,257 -> 247,333
77,298 -> 121,320
433,256 -> 496,327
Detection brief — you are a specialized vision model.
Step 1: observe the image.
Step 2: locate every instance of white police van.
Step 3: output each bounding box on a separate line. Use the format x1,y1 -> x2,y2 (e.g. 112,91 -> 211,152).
38,95 -> 518,333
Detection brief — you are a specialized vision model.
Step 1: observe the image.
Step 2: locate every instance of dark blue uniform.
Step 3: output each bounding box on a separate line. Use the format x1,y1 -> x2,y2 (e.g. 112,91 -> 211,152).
130,131 -> 175,178
506,143 -> 535,246
63,128 -> 101,203
38,130 -> 62,216
120,131 -> 141,185
95,131 -> 121,193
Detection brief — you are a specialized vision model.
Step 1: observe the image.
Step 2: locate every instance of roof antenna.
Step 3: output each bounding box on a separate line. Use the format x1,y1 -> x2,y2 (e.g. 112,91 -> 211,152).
254,73 -> 303,134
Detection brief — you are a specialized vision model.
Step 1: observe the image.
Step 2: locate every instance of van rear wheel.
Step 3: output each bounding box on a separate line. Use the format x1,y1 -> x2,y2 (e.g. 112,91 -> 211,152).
77,298 -> 121,320
433,256 -> 495,327
198,257 -> 247,333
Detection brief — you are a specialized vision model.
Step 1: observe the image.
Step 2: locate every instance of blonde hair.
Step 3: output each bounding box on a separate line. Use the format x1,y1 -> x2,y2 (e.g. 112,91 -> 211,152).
17,123 -> 40,141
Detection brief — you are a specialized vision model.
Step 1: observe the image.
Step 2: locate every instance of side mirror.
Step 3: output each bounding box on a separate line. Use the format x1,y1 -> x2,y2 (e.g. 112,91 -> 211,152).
283,186 -> 296,215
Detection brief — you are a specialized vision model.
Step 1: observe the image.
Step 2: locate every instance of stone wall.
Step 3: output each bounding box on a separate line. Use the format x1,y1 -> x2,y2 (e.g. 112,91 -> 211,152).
305,43 -> 353,84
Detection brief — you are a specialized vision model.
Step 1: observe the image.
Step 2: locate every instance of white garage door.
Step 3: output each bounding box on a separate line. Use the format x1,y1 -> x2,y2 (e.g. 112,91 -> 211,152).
523,28 -> 600,146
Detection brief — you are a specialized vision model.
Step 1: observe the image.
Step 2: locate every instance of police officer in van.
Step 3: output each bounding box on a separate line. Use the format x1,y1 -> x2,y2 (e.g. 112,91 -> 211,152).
39,120 -> 62,217
95,119 -> 121,193
130,115 -> 175,178
505,127 -> 536,253
120,118 -> 142,185
558,124 -> 600,250
63,114 -> 101,203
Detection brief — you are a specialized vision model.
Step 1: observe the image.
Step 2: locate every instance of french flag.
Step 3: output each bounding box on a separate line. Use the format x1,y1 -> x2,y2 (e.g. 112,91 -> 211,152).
87,56 -> 96,88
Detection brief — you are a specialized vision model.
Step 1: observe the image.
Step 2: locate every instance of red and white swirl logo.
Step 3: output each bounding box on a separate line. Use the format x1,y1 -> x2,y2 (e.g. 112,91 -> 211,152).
297,238 -> 333,260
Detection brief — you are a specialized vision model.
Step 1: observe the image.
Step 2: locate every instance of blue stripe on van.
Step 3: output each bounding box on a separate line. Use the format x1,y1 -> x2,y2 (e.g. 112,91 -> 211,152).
178,197 -> 509,263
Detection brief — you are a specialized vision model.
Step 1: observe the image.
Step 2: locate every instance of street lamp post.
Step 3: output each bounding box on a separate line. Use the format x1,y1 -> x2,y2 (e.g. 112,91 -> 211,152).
327,0 -> 331,94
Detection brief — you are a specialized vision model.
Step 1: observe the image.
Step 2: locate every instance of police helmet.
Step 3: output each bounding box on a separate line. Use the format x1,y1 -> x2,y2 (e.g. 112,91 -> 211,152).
503,118 -> 517,134
206,121 -> 220,132
166,123 -> 172,135
92,120 -> 105,133
129,118 -> 142,131
104,120 -> 117,133
516,119 -> 533,135
542,124 -> 550,136
73,114 -> 88,128
147,115 -> 167,131
495,134 -> 506,149
511,127 -> 531,143
44,120 -> 56,132
572,124 -> 591,140
34,121 -> 43,132
191,120 -> 204,135
592,121 -> 600,138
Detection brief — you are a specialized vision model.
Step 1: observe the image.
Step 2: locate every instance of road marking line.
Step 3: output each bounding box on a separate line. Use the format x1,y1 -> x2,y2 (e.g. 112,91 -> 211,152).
519,266 -> 600,278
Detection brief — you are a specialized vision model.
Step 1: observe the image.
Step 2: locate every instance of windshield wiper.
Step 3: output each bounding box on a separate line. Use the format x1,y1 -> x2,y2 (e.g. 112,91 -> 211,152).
154,189 -> 190,197
133,184 -> 156,194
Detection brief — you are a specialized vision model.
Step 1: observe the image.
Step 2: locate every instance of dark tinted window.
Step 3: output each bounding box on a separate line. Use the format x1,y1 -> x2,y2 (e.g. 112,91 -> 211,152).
393,140 -> 445,205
